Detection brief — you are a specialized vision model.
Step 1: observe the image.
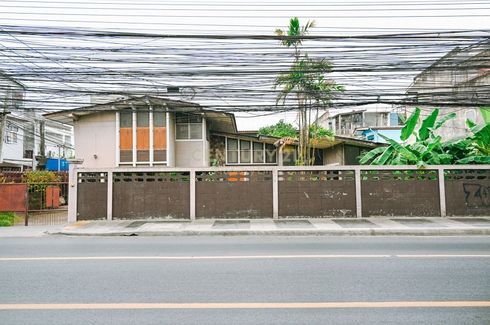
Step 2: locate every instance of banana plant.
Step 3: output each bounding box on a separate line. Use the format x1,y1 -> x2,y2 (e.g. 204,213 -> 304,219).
360,107 -> 467,166
361,107 -> 490,165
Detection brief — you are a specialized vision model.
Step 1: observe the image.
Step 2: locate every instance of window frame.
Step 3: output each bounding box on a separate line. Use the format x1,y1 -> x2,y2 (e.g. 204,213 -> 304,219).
117,109 -> 168,166
225,136 -> 277,165
175,113 -> 203,141
5,123 -> 18,144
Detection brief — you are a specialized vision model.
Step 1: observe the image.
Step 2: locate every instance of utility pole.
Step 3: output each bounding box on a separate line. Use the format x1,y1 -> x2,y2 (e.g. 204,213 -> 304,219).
34,119 -> 47,170
39,120 -> 45,158
0,94 -> 11,164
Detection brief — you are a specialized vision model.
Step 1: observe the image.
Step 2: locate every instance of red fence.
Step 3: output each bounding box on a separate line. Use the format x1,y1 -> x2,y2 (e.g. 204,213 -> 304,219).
0,183 -> 27,212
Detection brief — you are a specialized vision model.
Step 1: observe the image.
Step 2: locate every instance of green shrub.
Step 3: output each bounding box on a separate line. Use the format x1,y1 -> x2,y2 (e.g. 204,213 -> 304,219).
0,212 -> 16,227
23,170 -> 60,192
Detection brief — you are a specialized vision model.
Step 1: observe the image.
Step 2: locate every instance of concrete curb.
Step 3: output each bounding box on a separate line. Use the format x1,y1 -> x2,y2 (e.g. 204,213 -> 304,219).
50,228 -> 490,237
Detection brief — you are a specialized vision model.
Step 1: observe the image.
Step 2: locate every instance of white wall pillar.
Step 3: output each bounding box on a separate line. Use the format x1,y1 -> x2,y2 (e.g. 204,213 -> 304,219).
272,167 -> 279,219
115,111 -> 120,167
67,164 -> 78,223
355,168 -> 362,218
106,170 -> 113,221
149,107 -> 154,166
438,168 -> 446,217
189,170 -> 196,220
132,111 -> 137,166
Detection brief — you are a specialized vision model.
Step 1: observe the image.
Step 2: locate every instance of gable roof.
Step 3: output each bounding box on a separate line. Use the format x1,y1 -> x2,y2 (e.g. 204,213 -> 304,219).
44,95 -> 238,133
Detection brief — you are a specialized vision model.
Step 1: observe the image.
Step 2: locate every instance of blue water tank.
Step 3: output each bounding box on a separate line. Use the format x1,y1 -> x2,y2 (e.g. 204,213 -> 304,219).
45,158 -> 69,171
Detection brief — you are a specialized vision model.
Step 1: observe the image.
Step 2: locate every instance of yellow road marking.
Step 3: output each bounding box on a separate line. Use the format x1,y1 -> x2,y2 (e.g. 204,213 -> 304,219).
0,301 -> 489,310
1,254 -> 490,262
397,254 -> 490,258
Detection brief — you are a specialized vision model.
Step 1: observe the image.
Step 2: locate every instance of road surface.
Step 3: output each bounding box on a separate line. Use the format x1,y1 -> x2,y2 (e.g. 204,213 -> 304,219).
0,236 -> 489,324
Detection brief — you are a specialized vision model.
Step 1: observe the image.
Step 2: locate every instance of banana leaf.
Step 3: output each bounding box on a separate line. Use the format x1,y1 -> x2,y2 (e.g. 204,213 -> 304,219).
419,109 -> 439,141
400,107 -> 420,141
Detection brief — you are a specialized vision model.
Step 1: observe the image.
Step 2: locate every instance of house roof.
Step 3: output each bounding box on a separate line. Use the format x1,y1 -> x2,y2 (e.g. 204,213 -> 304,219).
214,130 -> 383,149
317,103 -> 396,122
43,95 -> 237,133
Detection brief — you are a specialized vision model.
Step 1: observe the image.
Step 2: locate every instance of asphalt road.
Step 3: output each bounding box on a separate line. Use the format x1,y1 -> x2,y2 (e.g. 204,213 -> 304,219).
0,236 -> 489,324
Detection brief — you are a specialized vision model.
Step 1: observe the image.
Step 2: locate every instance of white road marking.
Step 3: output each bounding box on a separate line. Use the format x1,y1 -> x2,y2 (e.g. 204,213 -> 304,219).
0,301 -> 489,310
0,254 -> 489,261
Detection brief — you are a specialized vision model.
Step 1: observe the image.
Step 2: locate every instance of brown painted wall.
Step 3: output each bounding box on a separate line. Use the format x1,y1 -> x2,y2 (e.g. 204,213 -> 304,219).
196,171 -> 273,218
445,169 -> 490,216
112,172 -> 190,219
361,170 -> 440,217
279,170 -> 356,217
77,172 -> 108,220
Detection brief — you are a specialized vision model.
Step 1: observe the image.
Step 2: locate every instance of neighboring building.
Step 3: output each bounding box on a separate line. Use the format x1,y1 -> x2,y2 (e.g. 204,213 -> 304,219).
0,114 -> 34,171
0,71 -> 74,170
44,120 -> 74,159
0,72 -> 29,171
354,126 -> 403,144
44,96 -> 383,168
404,39 -> 490,139
317,103 -> 401,138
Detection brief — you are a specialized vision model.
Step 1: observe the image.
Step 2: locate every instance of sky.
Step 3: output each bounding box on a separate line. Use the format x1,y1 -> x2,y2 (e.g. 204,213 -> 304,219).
1,0 -> 489,130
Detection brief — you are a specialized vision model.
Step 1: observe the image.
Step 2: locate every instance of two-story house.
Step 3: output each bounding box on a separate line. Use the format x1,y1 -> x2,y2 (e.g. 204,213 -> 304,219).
44,96 -> 382,169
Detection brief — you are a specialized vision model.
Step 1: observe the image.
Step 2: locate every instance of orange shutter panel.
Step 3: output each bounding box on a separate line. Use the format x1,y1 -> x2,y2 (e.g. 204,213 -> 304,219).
120,128 -> 132,150
154,127 -> 167,149
136,127 -> 150,149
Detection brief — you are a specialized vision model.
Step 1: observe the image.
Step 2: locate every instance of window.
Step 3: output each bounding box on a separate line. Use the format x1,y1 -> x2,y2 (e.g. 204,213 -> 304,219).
265,144 -> 277,163
176,113 -> 202,140
118,108 -> 167,164
5,123 -> 18,144
153,111 -> 167,162
119,110 -> 133,162
227,138 -> 238,163
253,142 -> 264,163
240,140 -> 251,163
136,108 -> 150,162
282,146 -> 297,166
226,137 -> 277,164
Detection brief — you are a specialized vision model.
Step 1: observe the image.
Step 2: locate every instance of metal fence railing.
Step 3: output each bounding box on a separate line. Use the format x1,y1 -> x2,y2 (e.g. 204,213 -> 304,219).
0,181 -> 69,226
25,182 -> 69,226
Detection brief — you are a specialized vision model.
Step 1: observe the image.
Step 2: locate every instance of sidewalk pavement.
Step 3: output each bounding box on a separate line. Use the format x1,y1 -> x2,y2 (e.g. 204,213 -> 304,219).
1,217 -> 489,237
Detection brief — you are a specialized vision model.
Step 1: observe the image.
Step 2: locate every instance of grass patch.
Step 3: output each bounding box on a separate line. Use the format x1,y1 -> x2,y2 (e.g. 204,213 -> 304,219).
0,212 -> 16,227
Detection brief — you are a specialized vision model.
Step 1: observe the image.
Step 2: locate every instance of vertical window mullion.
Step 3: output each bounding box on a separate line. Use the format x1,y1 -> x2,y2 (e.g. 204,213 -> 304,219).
149,108 -> 154,166
132,110 -> 137,166
238,138 -> 241,164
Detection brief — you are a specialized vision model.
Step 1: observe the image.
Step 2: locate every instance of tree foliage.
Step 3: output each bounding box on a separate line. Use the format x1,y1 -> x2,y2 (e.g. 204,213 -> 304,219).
360,107 -> 490,166
259,119 -> 334,140
258,120 -> 297,138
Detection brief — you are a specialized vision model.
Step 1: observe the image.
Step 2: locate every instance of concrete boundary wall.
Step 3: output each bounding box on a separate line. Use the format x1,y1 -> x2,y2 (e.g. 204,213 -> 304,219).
68,165 -> 490,222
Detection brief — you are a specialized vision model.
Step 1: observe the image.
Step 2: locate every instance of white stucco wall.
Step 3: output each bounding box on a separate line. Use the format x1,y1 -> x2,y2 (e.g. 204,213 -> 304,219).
175,140 -> 205,167
2,127 -> 24,161
74,112 -> 116,168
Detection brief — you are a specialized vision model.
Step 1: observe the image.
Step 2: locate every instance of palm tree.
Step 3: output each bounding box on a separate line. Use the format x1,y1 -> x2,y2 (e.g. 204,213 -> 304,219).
275,18 -> 343,165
